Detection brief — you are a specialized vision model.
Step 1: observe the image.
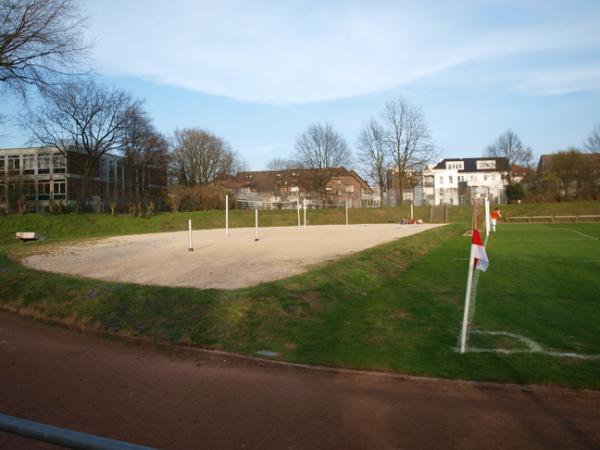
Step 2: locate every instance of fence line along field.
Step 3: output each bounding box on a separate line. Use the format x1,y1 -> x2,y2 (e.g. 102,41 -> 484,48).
22,224 -> 441,289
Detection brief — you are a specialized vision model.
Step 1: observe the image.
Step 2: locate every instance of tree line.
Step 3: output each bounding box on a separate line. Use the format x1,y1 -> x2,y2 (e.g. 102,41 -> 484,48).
486,127 -> 600,202
1,0 -> 247,212
2,0 -> 598,213
267,98 -> 437,206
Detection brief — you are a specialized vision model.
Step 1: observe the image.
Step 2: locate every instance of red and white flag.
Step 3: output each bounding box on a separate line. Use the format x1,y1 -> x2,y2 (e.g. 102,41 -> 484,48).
470,229 -> 489,271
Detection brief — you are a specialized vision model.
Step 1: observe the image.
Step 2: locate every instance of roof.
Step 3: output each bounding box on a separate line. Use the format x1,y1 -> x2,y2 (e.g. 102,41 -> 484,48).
218,167 -> 371,191
433,157 -> 510,172
537,152 -> 600,174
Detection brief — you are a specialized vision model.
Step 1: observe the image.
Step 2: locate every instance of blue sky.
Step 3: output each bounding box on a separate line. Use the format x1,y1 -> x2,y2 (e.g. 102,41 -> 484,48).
2,0 -> 600,169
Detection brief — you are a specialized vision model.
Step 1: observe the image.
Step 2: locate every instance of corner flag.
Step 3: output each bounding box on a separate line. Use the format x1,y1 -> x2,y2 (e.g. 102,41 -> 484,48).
471,229 -> 489,272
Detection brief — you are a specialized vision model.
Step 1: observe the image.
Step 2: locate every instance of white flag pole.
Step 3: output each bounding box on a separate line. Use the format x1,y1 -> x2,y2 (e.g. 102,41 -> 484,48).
460,245 -> 475,353
297,199 -> 301,227
460,234 -> 475,353
225,194 -> 229,238
188,219 -> 193,252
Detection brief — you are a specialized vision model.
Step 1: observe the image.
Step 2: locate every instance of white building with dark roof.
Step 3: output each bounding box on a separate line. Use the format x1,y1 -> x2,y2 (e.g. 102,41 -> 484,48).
415,157 -> 510,205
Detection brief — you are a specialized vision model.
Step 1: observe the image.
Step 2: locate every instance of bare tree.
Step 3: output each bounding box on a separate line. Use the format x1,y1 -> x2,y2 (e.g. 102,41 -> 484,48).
121,104 -> 169,206
486,129 -> 533,169
356,118 -> 388,207
294,122 -> 352,199
266,157 -> 303,170
382,98 -> 435,204
171,128 -> 241,186
22,79 -> 135,209
584,124 -> 600,153
0,0 -> 88,96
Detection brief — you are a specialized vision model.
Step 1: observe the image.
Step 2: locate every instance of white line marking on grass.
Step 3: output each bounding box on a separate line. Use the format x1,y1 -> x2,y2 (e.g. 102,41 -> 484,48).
496,238 -> 590,242
557,228 -> 599,240
452,257 -> 600,262
465,330 -> 600,360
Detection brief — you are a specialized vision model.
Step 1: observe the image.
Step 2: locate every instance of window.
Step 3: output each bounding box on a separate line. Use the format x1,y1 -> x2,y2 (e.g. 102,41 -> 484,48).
446,161 -> 464,170
53,154 -> 66,173
38,181 -> 51,200
476,160 -> 496,170
0,157 -> 5,173
23,182 -> 36,200
439,176 -> 444,184
458,176 -> 464,182
101,159 -> 111,179
483,175 -> 488,181
38,154 -> 51,174
23,155 -> 35,174
8,155 -> 20,173
449,176 -> 453,184
53,180 -> 66,199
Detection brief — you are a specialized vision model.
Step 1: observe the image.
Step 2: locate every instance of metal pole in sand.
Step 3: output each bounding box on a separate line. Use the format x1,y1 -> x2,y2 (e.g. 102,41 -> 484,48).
225,194 -> 229,238
297,199 -> 301,228
303,199 -> 307,230
345,197 -> 349,225
254,208 -> 259,241
188,219 -> 193,252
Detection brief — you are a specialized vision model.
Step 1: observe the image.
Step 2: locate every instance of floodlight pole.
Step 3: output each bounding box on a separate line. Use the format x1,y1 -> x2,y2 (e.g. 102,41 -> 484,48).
303,199 -> 307,229
460,247 -> 475,353
188,219 -> 193,252
225,194 -> 229,238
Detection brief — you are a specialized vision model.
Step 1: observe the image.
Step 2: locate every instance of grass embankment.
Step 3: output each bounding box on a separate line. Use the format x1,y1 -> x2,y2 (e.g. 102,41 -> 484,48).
0,206 -> 417,245
1,201 -> 599,388
2,200 -> 599,245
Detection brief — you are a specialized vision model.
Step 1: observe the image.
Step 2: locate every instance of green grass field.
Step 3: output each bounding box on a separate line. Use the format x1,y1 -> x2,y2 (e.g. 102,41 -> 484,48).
470,224 -> 600,357
0,203 -> 599,388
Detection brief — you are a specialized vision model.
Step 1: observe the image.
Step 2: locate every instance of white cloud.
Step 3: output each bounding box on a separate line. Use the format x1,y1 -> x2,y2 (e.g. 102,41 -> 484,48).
83,0 -> 600,103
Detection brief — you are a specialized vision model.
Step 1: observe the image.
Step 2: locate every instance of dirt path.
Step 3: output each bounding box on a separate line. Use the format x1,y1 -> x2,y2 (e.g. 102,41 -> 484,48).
1,312 -> 599,450
22,224 -> 440,289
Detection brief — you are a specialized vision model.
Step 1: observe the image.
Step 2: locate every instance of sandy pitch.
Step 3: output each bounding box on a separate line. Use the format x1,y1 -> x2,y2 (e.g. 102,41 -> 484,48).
23,223 -> 442,289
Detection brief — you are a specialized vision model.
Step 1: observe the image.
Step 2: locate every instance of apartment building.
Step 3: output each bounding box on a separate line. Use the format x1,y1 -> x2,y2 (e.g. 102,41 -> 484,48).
415,157 -> 510,205
0,146 -> 167,212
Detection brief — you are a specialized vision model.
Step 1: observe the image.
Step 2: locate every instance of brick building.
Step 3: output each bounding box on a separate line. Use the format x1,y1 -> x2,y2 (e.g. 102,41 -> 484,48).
0,146 -> 167,213
217,167 -> 372,208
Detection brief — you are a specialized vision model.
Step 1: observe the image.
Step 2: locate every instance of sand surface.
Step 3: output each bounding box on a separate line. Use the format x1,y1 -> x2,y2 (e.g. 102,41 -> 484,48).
23,223 -> 441,289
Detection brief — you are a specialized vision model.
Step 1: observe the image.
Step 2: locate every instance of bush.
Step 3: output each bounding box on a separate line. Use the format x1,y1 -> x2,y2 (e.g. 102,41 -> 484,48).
167,185 -> 229,212
506,182 -> 525,203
